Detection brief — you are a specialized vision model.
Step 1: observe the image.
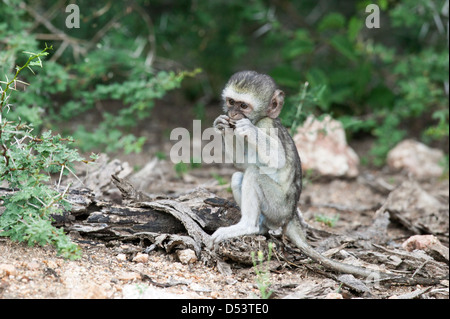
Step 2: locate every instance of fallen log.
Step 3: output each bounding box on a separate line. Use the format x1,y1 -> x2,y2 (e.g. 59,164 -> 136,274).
49,175 -> 240,256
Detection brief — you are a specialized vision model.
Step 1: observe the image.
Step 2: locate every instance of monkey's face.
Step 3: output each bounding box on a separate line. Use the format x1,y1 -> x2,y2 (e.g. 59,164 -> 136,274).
221,72 -> 284,125
225,97 -> 253,125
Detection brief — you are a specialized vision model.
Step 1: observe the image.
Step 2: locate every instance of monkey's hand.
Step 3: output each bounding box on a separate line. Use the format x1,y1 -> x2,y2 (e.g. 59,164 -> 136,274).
234,118 -> 257,144
213,114 -> 232,134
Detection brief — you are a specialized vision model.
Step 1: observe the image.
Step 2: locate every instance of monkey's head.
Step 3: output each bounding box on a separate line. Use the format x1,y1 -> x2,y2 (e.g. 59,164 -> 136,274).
222,71 -> 285,124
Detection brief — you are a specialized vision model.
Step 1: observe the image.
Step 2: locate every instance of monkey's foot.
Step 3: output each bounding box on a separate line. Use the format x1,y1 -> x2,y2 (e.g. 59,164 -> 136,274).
211,224 -> 260,245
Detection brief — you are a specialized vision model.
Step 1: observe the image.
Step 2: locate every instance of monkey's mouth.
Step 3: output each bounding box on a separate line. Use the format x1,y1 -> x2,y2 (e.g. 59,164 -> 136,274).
228,116 -> 247,128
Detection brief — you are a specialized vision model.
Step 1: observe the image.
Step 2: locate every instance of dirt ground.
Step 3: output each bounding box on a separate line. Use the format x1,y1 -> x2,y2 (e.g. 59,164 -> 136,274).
0,105 -> 449,299
1,162 -> 448,299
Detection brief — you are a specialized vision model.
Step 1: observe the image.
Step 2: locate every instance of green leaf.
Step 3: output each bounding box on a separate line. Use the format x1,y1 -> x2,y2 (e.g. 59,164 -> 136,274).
347,17 -> 363,42
318,13 -> 346,31
270,65 -> 303,89
281,29 -> 314,60
330,34 -> 358,61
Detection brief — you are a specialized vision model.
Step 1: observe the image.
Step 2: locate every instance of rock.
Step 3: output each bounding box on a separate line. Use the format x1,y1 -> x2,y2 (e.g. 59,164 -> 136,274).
116,253 -> 127,262
132,253 -> 149,264
376,180 -> 447,235
402,235 -> 449,262
118,271 -> 141,282
387,139 -> 445,179
0,264 -> 17,278
402,234 -> 440,251
176,249 -> 197,264
293,115 -> 359,177
325,292 -> 344,299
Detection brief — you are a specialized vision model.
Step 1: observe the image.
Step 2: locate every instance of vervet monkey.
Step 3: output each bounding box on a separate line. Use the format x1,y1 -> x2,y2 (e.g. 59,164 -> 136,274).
211,71 -> 387,279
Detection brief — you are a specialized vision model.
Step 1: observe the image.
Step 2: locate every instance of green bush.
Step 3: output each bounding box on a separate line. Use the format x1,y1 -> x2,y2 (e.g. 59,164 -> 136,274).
0,0 -> 447,165
0,46 -> 96,259
0,0 -> 196,154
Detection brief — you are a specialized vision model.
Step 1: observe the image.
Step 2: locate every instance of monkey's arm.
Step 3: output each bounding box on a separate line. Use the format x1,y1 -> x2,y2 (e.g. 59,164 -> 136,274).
213,114 -> 231,133
234,118 -> 286,169
213,114 -> 236,164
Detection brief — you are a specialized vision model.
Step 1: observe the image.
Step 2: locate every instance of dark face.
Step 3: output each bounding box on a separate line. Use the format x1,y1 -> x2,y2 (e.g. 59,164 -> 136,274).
226,97 -> 254,123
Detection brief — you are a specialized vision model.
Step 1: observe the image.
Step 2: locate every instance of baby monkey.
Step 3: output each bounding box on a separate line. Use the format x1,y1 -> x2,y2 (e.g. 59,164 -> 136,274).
212,71 -> 387,279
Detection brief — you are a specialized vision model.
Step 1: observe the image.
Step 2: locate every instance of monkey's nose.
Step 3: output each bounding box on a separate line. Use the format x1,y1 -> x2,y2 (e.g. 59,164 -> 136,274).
229,112 -> 244,120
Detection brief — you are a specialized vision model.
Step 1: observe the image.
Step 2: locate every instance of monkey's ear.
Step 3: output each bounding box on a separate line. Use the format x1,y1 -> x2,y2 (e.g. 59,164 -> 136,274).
267,89 -> 284,119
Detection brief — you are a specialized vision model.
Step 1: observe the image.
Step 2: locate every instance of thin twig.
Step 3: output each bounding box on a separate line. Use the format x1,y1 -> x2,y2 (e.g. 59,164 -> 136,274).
57,164 -> 65,190
130,0 -> 157,67
412,260 -> 429,279
64,165 -> 84,186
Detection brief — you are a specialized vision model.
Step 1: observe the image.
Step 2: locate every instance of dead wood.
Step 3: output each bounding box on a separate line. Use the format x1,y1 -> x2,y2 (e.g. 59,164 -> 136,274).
46,174 -> 242,266
111,174 -> 168,202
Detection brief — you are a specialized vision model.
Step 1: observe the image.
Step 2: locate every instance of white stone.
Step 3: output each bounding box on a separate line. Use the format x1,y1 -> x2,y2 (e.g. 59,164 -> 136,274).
132,253 -> 149,264
176,249 -> 197,264
387,139 -> 444,179
293,115 -> 359,177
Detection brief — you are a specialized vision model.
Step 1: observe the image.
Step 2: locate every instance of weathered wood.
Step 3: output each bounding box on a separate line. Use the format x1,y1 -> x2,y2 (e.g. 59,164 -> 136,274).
72,205 -> 186,239
46,175 -> 241,259
136,200 -> 211,254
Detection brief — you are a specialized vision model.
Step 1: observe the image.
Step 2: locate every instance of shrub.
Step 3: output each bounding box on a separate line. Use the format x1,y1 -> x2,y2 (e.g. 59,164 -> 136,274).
0,46 -> 96,259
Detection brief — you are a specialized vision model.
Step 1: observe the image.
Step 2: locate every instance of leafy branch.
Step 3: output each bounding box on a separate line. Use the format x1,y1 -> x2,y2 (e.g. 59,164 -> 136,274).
0,44 -> 52,121
0,46 -> 95,259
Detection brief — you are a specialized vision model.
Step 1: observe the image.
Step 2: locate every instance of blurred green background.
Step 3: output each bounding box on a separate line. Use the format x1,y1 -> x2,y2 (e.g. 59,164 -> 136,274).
1,0 -> 448,166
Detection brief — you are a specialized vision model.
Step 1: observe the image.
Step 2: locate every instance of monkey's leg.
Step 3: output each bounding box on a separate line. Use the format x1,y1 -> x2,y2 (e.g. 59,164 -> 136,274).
231,172 -> 243,206
211,171 -> 263,243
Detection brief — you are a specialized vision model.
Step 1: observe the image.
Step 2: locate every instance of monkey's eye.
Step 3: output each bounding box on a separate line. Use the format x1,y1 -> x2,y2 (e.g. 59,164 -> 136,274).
240,103 -> 248,109
228,99 -> 235,106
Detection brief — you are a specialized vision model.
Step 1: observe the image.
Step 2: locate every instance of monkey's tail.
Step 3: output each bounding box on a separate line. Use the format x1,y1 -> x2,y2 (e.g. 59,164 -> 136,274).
285,214 -> 390,280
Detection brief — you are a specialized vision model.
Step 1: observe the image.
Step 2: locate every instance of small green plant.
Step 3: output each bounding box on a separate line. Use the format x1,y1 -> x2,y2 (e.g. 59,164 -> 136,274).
173,158 -> 202,178
154,151 -> 167,160
212,173 -> 227,186
251,242 -> 274,299
212,173 -> 232,192
0,46 -> 96,260
315,214 -> 340,228
174,162 -> 189,178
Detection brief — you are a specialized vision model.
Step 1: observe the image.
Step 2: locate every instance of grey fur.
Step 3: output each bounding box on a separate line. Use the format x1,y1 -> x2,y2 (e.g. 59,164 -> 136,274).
226,70 -> 276,106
